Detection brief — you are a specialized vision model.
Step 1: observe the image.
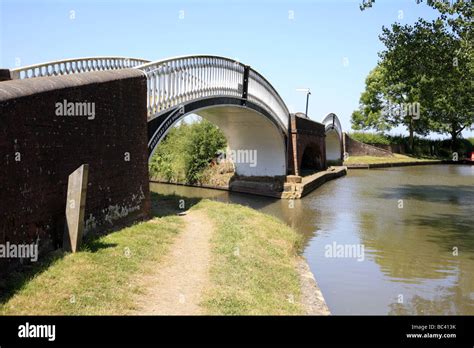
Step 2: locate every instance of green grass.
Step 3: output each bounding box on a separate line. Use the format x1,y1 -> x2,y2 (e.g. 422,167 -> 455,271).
194,200 -> 304,315
343,153 -> 436,165
0,216 -> 182,315
0,195 -> 306,315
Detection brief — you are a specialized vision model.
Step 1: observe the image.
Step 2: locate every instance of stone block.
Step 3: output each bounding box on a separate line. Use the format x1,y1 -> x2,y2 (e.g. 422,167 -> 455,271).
63,164 -> 88,253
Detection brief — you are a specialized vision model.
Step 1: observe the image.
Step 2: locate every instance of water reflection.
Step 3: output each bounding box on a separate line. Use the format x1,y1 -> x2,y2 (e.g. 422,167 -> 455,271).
150,165 -> 474,314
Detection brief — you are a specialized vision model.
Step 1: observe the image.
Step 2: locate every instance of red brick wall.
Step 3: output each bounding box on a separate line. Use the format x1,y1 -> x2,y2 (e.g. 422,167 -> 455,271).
0,70 -> 150,267
343,133 -> 394,157
287,114 -> 327,175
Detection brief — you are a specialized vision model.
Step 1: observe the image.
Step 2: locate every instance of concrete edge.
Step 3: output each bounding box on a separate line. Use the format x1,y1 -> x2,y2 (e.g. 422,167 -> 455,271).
150,167 -> 348,200
149,179 -> 284,199
296,256 -> 330,315
298,167 -> 347,198
344,160 -> 472,169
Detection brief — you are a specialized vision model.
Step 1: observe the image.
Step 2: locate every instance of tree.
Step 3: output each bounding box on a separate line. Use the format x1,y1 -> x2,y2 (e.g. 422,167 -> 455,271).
149,119 -> 227,183
185,120 -> 227,183
355,1 -> 473,151
379,19 -> 473,150
351,60 -> 431,152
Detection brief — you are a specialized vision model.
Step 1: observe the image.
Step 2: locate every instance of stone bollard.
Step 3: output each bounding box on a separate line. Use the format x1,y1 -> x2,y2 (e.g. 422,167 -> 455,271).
63,164 -> 89,253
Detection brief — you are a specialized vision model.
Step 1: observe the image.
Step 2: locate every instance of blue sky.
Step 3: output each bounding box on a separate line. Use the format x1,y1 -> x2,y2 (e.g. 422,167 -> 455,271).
1,0 -> 470,138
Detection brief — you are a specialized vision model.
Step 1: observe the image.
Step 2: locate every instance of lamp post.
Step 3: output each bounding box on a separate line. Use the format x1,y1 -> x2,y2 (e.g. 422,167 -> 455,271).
296,88 -> 311,117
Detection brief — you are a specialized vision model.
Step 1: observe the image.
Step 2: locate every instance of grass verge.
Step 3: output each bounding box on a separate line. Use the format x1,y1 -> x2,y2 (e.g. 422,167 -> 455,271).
1,196 -> 306,315
193,200 -> 304,315
343,153 -> 436,165
0,215 -> 182,315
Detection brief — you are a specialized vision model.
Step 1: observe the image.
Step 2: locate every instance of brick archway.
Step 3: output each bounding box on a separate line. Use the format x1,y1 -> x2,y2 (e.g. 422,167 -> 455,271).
288,113 -> 327,176
301,143 -> 324,174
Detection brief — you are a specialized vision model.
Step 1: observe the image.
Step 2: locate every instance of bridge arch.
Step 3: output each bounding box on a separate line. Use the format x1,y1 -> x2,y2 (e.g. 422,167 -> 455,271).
147,98 -> 287,176
10,55 -> 291,176
322,113 -> 343,162
138,55 -> 290,176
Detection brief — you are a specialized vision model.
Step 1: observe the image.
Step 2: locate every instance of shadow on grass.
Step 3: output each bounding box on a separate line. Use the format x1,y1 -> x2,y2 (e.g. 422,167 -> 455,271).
150,191 -> 203,218
0,249 -> 65,307
0,189 -> 205,307
0,187 -> 270,307
0,234 -> 118,307
0,190 -> 203,306
149,181 -> 282,215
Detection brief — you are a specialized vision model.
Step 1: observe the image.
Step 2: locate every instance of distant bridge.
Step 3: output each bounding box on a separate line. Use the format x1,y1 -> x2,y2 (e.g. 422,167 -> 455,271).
9,55 -> 344,176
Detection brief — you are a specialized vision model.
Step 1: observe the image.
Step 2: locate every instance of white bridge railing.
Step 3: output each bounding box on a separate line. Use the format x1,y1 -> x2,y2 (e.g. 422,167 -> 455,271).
11,55 -> 290,130
322,113 -> 343,137
247,69 -> 289,130
136,55 -> 289,129
10,57 -> 150,80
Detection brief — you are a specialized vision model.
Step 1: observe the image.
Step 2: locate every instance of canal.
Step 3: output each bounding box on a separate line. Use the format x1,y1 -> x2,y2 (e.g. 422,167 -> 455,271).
150,165 -> 474,314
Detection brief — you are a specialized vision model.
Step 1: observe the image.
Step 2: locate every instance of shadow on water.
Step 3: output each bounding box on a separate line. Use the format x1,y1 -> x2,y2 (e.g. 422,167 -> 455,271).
378,184 -> 474,205
409,213 -> 474,258
388,285 -> 469,315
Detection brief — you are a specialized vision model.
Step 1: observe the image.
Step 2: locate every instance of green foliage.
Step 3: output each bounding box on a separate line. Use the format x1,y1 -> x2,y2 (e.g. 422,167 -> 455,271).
351,65 -> 392,132
349,132 -> 391,145
379,19 -> 473,143
350,131 -> 473,158
149,124 -> 190,182
355,1 -> 473,152
185,120 -> 227,183
149,119 -> 227,184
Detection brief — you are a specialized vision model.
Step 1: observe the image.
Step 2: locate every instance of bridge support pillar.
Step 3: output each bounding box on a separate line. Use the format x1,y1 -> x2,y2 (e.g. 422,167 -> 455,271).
287,113 -> 327,176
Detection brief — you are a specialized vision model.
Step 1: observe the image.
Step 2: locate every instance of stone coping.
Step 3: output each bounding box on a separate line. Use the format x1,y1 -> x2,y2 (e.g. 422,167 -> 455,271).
0,69 -> 145,102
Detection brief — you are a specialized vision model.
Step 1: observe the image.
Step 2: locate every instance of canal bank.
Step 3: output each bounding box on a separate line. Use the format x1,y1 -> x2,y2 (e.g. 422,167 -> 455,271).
151,166 -> 347,200
345,159 -> 471,169
0,195 -> 330,315
150,164 -> 474,315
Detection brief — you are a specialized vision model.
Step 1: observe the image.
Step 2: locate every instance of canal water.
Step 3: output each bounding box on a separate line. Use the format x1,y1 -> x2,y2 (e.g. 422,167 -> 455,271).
150,165 -> 474,314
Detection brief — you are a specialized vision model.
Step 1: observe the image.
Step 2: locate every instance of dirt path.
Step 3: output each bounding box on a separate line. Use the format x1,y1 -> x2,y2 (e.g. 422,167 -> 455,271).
135,210 -> 213,315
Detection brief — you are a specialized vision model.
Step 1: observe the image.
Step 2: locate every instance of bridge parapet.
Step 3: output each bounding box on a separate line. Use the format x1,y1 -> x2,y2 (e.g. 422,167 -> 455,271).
137,56 -> 245,116
10,55 -> 290,134
322,113 -> 344,162
136,55 -> 289,131
10,57 -> 149,80
322,112 -> 342,137
247,69 -> 289,130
